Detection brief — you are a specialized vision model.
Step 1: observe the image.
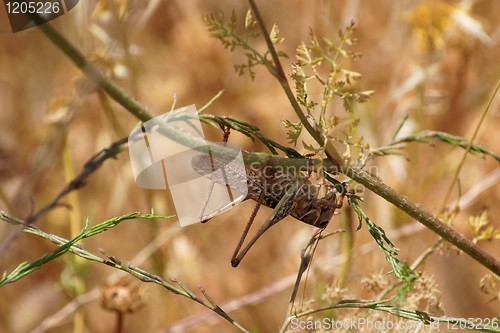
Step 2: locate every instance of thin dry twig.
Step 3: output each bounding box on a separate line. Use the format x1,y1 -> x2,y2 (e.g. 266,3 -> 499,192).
0,137 -> 128,256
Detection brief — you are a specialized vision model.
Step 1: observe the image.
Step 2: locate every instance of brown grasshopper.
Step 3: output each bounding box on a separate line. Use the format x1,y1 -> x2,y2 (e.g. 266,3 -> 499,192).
191,140 -> 346,267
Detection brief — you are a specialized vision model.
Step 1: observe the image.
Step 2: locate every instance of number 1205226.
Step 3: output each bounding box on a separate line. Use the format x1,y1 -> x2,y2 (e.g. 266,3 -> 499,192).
5,1 -> 61,15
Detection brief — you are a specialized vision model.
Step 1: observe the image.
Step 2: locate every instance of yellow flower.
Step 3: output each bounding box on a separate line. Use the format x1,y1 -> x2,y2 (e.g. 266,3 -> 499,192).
403,0 -> 491,51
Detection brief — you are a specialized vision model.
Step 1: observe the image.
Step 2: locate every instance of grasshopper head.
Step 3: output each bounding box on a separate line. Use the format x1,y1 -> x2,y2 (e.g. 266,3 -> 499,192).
298,187 -> 345,228
297,198 -> 335,228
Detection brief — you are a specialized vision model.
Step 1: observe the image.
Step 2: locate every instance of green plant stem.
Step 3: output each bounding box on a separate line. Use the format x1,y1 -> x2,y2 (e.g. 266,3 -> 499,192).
345,167 -> 500,274
441,79 -> 500,208
246,0 -> 500,276
36,17 -> 500,276
337,208 -> 354,288
0,212 -> 249,333
37,19 -> 333,172
36,21 -> 152,122
247,0 -> 344,168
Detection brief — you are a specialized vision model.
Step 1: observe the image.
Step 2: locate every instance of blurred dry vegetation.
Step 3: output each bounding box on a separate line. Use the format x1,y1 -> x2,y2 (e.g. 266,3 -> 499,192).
0,0 -> 499,332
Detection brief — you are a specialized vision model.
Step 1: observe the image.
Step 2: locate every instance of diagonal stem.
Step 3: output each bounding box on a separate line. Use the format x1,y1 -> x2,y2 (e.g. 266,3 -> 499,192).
346,166 -> 500,274
247,0 -> 344,168
247,0 -> 500,276
35,7 -> 500,276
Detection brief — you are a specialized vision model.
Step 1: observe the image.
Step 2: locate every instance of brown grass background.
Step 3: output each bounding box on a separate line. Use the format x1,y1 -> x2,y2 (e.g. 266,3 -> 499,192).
0,0 -> 499,332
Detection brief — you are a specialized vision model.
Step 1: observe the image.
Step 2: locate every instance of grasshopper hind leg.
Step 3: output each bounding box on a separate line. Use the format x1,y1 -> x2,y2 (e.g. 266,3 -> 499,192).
231,184 -> 298,267
230,191 -> 265,267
